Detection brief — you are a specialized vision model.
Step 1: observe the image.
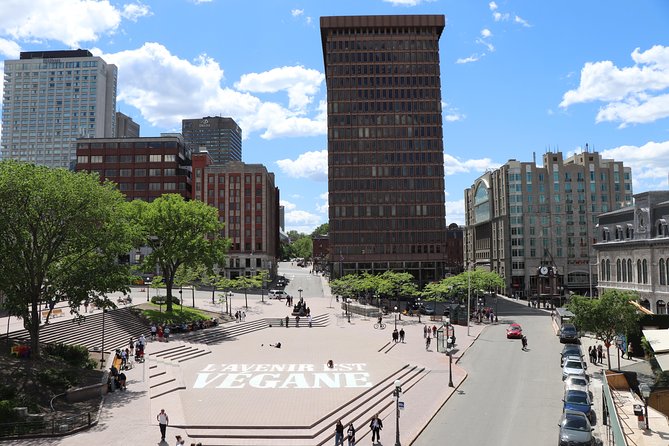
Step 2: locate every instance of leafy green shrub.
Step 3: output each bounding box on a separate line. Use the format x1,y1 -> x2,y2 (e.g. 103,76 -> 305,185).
0,400 -> 19,422
44,343 -> 96,369
36,368 -> 71,389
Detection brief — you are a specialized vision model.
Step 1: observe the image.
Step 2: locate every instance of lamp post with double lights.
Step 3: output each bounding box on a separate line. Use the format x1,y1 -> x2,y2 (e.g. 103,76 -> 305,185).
446,334 -> 454,387
393,379 -> 402,446
228,291 -> 233,316
640,383 -> 651,430
394,306 -> 398,329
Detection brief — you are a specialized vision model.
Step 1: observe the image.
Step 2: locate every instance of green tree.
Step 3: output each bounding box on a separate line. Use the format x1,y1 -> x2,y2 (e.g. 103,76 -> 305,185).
130,194 -> 229,313
292,236 -> 313,260
0,161 -> 137,358
310,223 -> 329,237
568,290 -> 641,369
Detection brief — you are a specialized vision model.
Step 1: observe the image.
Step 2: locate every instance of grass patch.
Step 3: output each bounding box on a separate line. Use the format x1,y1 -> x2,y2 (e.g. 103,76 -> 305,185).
140,303 -> 211,325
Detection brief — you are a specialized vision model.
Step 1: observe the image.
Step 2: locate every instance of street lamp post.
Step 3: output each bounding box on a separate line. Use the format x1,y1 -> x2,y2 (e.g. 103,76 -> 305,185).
393,379 -> 402,446
179,288 -> 183,313
417,298 -> 421,323
467,264 -> 472,336
616,338 -> 623,370
446,334 -> 454,387
346,298 -> 351,323
228,291 -> 233,316
640,383 -> 651,430
394,306 -> 398,330
298,288 -> 303,301
212,283 -> 216,304
101,307 -> 106,368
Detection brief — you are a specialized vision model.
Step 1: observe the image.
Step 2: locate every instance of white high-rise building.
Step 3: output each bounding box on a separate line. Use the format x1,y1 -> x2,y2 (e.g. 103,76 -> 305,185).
1,49 -> 117,168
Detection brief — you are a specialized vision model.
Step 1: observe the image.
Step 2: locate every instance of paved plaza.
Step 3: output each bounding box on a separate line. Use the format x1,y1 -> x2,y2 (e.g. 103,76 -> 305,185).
3,264 -> 484,446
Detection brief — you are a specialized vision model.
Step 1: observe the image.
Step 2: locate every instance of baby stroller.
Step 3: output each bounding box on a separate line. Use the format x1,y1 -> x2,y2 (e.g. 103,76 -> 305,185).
135,345 -> 145,363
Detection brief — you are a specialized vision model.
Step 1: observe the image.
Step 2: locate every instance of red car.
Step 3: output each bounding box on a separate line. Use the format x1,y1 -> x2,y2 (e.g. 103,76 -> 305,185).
506,323 -> 523,339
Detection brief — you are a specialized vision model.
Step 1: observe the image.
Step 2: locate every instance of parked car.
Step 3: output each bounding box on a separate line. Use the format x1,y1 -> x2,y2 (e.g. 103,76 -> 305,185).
560,344 -> 583,365
268,290 -> 288,300
564,375 -> 593,399
561,353 -> 587,368
562,359 -> 588,381
506,323 -> 523,339
419,304 -> 436,315
558,409 -> 595,446
563,389 -> 594,423
560,323 -> 580,344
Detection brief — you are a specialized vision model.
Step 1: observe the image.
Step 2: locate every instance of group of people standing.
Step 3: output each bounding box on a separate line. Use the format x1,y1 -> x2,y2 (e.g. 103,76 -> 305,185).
392,328 -> 405,343
333,414 -> 383,445
588,344 -> 605,364
235,310 -> 246,323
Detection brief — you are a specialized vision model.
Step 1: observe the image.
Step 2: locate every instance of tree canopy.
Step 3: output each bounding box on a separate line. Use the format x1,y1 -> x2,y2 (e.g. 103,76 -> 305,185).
568,290 -> 641,369
130,194 -> 229,312
0,161 -> 137,357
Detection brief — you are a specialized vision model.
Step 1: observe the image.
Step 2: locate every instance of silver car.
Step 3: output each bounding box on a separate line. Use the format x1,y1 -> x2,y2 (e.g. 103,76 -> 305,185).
558,409 -> 595,446
562,359 -> 588,381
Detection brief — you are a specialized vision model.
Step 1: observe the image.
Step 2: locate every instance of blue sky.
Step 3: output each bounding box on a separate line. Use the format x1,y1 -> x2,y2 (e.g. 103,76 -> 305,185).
1,0 -> 668,233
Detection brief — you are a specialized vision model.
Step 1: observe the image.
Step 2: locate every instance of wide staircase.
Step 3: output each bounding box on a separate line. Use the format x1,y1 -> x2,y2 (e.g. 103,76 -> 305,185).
181,363 -> 429,446
10,307 -> 148,354
148,340 -> 212,399
178,314 -> 330,345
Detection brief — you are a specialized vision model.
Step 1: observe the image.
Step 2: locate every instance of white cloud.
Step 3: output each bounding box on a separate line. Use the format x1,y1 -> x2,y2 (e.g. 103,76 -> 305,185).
276,150 -> 327,181
456,53 -> 484,64
122,2 -> 152,22
444,153 -> 500,176
285,210 -> 323,233
0,37 -> 20,58
560,45 -> 669,126
489,1 -> 498,11
493,11 -> 509,22
97,43 -> 325,139
480,28 -> 492,38
442,101 -> 465,122
600,140 -> 669,189
192,0 -> 213,3
476,38 -> 495,53
446,199 -> 465,225
280,200 -> 297,211
0,0 -> 122,47
316,192 -> 328,214
291,9 -> 304,17
235,65 -> 324,111
514,15 -> 531,27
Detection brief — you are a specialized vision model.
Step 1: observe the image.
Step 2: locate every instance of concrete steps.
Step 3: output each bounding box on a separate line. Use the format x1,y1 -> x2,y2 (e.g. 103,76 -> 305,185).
181,363 -> 428,445
178,314 -> 329,345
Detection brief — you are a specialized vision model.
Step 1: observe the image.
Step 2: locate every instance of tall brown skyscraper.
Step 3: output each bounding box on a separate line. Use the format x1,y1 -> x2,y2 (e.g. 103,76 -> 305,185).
321,15 -> 447,285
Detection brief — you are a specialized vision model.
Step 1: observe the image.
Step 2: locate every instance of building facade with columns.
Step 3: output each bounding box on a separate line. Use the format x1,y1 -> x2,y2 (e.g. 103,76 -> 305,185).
594,191 -> 669,313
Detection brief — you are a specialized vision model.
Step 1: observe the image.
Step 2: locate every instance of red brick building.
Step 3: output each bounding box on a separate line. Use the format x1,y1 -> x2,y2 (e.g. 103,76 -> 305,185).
191,150 -> 280,279
75,135 -> 191,201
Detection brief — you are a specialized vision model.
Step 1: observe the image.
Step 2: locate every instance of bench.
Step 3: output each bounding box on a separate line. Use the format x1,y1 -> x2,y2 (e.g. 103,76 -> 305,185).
41,308 -> 64,320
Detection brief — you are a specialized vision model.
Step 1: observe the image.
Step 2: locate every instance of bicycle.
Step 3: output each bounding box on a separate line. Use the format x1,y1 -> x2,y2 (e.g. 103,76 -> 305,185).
374,322 -> 386,330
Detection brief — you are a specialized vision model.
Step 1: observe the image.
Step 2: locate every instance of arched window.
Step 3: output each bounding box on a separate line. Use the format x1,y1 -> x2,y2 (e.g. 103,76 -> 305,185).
637,259 -> 642,284
643,259 -> 648,284
641,299 -> 651,311
666,257 -> 669,286
657,300 -> 667,315
617,259 -> 622,282
606,259 -> 611,281
621,259 -> 627,282
627,259 -> 633,282
660,259 -> 666,286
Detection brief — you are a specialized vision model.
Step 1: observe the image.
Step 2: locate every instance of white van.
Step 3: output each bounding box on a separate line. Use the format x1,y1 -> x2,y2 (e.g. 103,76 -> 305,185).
268,290 -> 288,300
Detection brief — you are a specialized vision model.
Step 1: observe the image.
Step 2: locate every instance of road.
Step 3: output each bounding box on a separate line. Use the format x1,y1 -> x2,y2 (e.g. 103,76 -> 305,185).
415,299 -> 566,446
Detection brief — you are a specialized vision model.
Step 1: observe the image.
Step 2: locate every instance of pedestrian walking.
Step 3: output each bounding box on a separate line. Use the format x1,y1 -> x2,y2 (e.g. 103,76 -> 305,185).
369,413 -> 383,444
308,314 -> 313,328
242,311 -> 246,322
334,419 -> 344,446
597,344 -> 603,364
346,422 -> 356,446
423,325 -> 428,338
399,328 -> 405,343
521,335 -> 528,350
432,325 -> 437,338
392,329 -> 399,343
156,408 -> 169,441
425,336 -> 431,350
150,324 -> 157,340
627,343 -> 633,360
164,325 -> 170,342
235,311 -> 240,323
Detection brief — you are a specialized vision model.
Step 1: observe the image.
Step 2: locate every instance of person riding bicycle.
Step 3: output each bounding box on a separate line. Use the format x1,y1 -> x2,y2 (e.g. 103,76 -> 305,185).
378,315 -> 383,325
